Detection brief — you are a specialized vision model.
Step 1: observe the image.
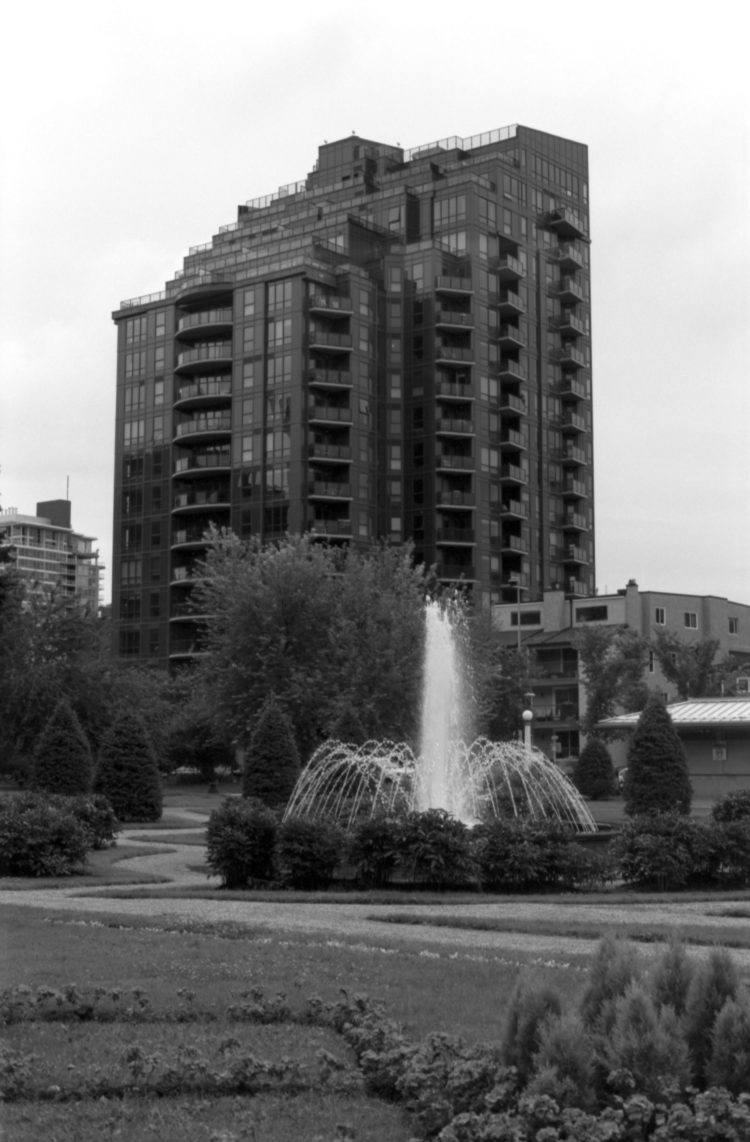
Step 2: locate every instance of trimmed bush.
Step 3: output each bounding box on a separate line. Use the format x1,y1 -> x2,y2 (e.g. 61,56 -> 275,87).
397,809 -> 477,889
624,694 -> 692,816
475,818 -> 603,893
275,816 -> 343,889
615,812 -> 711,890
346,815 -> 402,888
32,700 -> 93,796
0,794 -> 88,877
206,797 -> 277,888
706,819 -> 750,887
96,712 -> 162,822
47,793 -> 118,850
242,696 -> 300,810
712,789 -> 750,823
573,737 -> 614,800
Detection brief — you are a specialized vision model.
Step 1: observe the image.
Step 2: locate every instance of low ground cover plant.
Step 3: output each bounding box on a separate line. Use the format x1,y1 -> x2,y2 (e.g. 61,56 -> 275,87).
5,938 -> 749,1141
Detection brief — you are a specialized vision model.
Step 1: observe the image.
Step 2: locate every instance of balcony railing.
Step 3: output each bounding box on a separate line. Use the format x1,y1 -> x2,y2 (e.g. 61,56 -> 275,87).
552,242 -> 586,270
308,443 -> 351,462
555,377 -> 588,401
175,377 -> 232,403
308,481 -> 353,499
436,452 -> 474,471
541,206 -> 587,239
176,343 -> 232,368
498,428 -> 527,450
435,275 -> 473,293
552,346 -> 586,369
309,331 -> 352,351
435,526 -> 476,545
436,344 -> 473,364
501,498 -> 528,519
176,308 -> 233,333
436,379 -> 474,400
309,294 -> 353,314
308,367 -> 352,388
436,309 -> 474,328
310,518 -> 352,536
308,403 -> 352,423
174,414 -> 231,438
497,290 -> 524,316
551,277 -> 584,303
560,411 -> 587,433
173,488 -> 229,510
500,463 -> 527,483
492,359 -> 527,382
174,450 -> 231,473
436,416 -> 474,435
491,254 -> 524,280
499,392 -> 526,414
437,489 -> 475,508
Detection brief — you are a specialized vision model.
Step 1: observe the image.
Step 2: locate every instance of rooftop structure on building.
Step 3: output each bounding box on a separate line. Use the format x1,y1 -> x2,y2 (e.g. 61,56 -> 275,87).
0,500 -> 103,611
112,125 -> 593,665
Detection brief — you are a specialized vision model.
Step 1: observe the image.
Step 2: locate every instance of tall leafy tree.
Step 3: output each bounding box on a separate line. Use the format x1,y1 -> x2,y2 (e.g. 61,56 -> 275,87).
624,693 -> 692,816
576,625 -> 650,733
651,630 -> 726,699
468,614 -> 533,741
193,532 -> 425,759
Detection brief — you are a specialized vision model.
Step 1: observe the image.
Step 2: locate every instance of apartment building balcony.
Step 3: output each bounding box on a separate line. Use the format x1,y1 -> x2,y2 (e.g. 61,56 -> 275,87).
436,344 -> 473,366
310,517 -> 352,538
500,496 -> 528,520
171,525 -> 212,549
308,442 -> 351,463
175,343 -> 232,372
534,705 -> 580,725
563,544 -> 589,566
540,205 -> 587,239
552,345 -> 586,369
558,444 -> 588,467
559,411 -> 587,434
493,359 -> 527,383
435,560 -> 476,581
173,449 -> 231,476
560,477 -> 588,499
561,510 -> 589,532
498,391 -> 526,415
497,289 -> 525,318
566,577 -> 589,596
551,313 -> 586,338
435,416 -> 474,436
308,294 -> 353,316
551,242 -> 586,272
170,563 -> 200,586
436,489 -> 475,508
309,331 -> 352,352
501,533 -> 527,555
308,401 -> 352,425
172,486 -> 230,513
435,308 -> 474,329
307,480 -> 353,500
173,413 -> 232,444
496,323 -> 525,351
490,253 -> 524,282
435,524 -> 476,546
555,376 -> 589,401
500,462 -> 527,485
174,377 -> 232,409
308,367 -> 352,390
498,428 -> 527,451
435,275 -> 473,295
436,378 -> 475,400
436,450 -> 474,473
550,277 -> 584,305
176,308 -> 233,338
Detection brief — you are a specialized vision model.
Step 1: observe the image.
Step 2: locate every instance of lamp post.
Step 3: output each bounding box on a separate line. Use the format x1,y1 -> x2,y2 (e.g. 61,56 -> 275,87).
522,690 -> 535,755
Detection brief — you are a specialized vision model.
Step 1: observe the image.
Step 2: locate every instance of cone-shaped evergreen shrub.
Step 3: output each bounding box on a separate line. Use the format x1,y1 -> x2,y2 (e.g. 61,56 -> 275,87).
707,996 -> 750,1095
526,1010 -> 597,1110
683,947 -> 740,1085
95,712 -> 162,822
32,700 -> 93,796
326,704 -> 369,746
242,695 -> 300,810
580,936 -> 643,1030
600,981 -> 690,1101
573,737 -> 614,800
624,694 -> 692,816
502,972 -> 563,1083
648,936 -> 695,1017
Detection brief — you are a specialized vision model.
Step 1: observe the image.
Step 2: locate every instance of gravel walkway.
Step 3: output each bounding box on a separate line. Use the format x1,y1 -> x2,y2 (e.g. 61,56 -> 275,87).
4,820 -> 750,968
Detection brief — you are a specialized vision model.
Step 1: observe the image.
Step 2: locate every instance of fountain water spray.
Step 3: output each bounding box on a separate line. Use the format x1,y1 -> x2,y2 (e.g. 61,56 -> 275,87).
284,599 -> 595,833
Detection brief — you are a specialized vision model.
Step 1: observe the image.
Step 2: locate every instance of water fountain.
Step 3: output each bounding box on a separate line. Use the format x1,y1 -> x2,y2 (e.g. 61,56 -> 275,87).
284,600 -> 596,833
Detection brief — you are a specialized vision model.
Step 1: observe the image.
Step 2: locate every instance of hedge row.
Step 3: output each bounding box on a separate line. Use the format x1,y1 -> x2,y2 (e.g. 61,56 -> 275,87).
207,799 -> 750,893
0,792 -> 117,877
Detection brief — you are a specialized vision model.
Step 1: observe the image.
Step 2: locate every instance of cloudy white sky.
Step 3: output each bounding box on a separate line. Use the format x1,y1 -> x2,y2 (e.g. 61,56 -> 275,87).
1,0 -> 747,606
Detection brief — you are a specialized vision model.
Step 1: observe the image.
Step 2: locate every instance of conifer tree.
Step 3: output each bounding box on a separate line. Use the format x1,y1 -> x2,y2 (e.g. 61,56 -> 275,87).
242,695 -> 300,809
32,700 -> 93,796
96,711 -> 162,821
573,736 -> 614,800
624,694 -> 692,816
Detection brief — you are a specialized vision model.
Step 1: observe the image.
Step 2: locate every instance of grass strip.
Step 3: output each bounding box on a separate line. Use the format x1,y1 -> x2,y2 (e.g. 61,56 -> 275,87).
0,846 -> 173,891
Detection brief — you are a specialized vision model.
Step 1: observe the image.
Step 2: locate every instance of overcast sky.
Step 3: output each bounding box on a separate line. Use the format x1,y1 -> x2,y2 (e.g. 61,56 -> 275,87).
1,0 -> 748,606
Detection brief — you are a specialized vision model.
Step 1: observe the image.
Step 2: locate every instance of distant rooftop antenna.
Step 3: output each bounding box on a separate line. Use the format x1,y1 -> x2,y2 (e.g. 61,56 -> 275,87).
66,475 -> 70,500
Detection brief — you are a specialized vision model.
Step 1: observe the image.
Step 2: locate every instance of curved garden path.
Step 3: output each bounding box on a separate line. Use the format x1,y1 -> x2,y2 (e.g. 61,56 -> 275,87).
4,814 -> 750,969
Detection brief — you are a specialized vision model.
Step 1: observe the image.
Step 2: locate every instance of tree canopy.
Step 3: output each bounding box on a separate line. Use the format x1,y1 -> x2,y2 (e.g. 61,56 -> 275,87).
624,693 -> 692,816
576,625 -> 650,734
651,630 -> 729,699
192,532 -> 426,760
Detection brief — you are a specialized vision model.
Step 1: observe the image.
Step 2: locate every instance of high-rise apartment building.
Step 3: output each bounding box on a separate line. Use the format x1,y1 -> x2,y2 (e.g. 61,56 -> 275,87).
112,125 -> 593,665
0,500 -> 103,611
